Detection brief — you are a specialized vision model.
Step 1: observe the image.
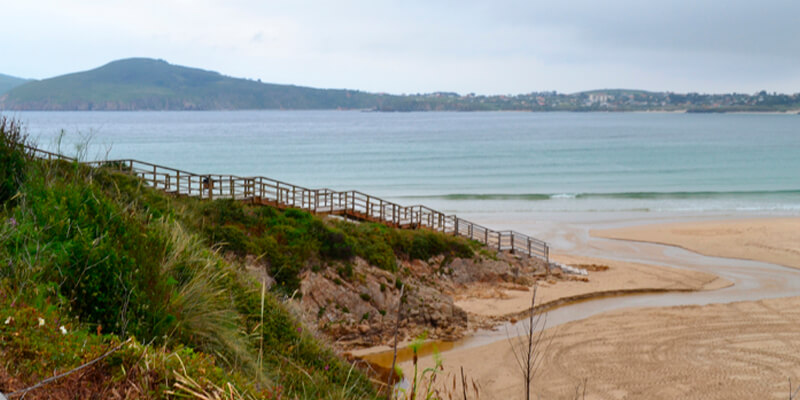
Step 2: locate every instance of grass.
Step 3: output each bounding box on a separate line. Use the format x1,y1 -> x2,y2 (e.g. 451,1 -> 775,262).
0,115 -> 484,398
0,118 -> 378,398
0,117 -> 29,204
0,288 -> 258,398
173,198 -> 478,293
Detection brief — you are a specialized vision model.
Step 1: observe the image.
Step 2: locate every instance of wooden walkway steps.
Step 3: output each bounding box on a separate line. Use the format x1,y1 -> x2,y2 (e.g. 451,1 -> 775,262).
28,146 -> 550,262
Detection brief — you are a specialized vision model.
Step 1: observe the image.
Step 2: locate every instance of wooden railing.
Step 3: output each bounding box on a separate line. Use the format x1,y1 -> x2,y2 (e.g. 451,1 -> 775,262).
28,146 -> 550,261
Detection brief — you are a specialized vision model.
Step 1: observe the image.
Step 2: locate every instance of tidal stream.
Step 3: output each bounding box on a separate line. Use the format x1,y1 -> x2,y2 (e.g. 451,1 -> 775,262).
361,213 -> 800,368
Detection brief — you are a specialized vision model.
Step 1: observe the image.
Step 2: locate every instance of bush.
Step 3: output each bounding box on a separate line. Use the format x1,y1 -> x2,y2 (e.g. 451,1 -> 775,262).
336,222 -> 397,271
0,120 -> 380,398
7,170 -> 164,334
0,160 -> 378,398
1,161 -> 257,373
191,196 -> 476,292
320,228 -> 355,259
0,117 -> 31,204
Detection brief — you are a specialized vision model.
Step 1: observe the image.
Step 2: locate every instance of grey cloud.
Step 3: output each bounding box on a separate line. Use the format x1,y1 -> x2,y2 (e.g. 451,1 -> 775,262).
2,0 -> 799,94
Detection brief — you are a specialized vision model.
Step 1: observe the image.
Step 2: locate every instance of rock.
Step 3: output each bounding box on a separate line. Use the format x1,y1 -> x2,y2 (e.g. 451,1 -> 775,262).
295,252 -> 551,350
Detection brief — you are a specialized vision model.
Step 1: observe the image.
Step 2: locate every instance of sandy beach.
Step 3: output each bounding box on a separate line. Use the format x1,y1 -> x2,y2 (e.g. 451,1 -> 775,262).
419,296 -> 800,400
400,216 -> 800,399
594,217 -> 800,269
354,251 -> 729,362
454,253 -> 729,320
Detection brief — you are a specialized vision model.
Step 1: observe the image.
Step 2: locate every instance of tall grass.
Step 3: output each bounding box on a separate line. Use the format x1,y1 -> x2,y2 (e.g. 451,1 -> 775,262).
0,119 -> 378,398
0,116 -> 31,205
153,220 -> 261,379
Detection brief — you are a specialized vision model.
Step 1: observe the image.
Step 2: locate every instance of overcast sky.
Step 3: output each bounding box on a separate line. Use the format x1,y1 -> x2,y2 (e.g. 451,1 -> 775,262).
3,0 -> 799,95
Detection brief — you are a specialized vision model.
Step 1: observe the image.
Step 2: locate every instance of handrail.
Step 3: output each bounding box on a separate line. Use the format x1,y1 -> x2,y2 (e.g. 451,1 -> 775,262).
27,145 -> 549,261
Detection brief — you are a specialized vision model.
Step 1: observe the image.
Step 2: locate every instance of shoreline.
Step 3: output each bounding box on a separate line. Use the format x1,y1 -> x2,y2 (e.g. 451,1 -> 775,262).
10,108 -> 800,114
353,252 -> 730,364
392,215 -> 800,399
593,217 -> 800,270
454,253 -> 729,321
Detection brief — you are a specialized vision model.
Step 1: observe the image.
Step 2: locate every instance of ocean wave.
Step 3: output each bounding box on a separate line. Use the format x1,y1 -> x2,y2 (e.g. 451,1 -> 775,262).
401,189 -> 800,201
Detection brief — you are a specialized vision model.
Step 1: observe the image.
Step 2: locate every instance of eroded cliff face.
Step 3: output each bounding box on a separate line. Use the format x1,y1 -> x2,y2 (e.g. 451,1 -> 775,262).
296,253 -> 549,349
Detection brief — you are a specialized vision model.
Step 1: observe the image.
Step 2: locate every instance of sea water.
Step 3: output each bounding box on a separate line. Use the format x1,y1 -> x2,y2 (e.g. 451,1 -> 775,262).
11,110 -> 800,239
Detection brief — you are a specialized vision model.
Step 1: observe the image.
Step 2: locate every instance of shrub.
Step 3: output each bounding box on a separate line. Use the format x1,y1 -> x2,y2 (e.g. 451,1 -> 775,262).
0,117 -> 31,204
320,227 -> 355,260
0,125 -> 379,399
191,195 -> 476,292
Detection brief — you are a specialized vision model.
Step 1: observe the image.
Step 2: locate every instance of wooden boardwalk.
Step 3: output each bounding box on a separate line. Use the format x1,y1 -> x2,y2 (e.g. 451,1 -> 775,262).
29,146 -> 550,261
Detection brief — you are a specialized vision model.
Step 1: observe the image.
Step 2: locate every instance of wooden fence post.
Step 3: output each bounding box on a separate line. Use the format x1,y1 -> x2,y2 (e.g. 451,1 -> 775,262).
26,145 -> 552,262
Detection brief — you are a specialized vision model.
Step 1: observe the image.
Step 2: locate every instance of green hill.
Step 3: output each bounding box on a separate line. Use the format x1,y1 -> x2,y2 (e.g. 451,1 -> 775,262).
0,73 -> 30,95
0,117 -> 386,398
4,59 -> 798,112
0,115 -> 497,398
0,58 -> 390,110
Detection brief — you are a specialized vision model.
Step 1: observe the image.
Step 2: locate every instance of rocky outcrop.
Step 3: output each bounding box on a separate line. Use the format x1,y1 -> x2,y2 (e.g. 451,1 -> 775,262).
296,252 -> 550,349
299,258 -> 468,348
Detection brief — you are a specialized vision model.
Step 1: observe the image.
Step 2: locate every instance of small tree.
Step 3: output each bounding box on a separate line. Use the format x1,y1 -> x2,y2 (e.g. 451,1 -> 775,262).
507,285 -> 550,400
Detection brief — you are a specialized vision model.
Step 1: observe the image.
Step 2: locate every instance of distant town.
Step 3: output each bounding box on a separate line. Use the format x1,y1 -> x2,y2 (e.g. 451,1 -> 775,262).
2,59 -> 799,112
385,89 -> 800,113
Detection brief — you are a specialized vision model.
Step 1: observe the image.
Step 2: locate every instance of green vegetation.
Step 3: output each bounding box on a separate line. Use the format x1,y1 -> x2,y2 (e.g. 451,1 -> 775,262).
0,73 -> 29,95
0,117 -> 27,203
0,58 -> 383,111
4,58 -> 799,112
190,199 -> 476,292
0,119 -> 378,398
0,116 -> 480,398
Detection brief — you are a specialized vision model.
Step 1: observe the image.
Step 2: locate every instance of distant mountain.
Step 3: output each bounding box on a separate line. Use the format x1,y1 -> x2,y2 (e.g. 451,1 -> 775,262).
0,73 -> 30,95
2,58 -> 799,112
0,58 -> 392,111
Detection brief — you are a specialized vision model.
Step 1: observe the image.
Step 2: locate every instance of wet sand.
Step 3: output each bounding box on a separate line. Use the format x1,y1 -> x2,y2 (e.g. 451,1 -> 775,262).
455,253 -> 730,319
357,252 -> 729,368
401,217 -> 800,399
594,217 -> 800,269
422,296 -> 800,400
